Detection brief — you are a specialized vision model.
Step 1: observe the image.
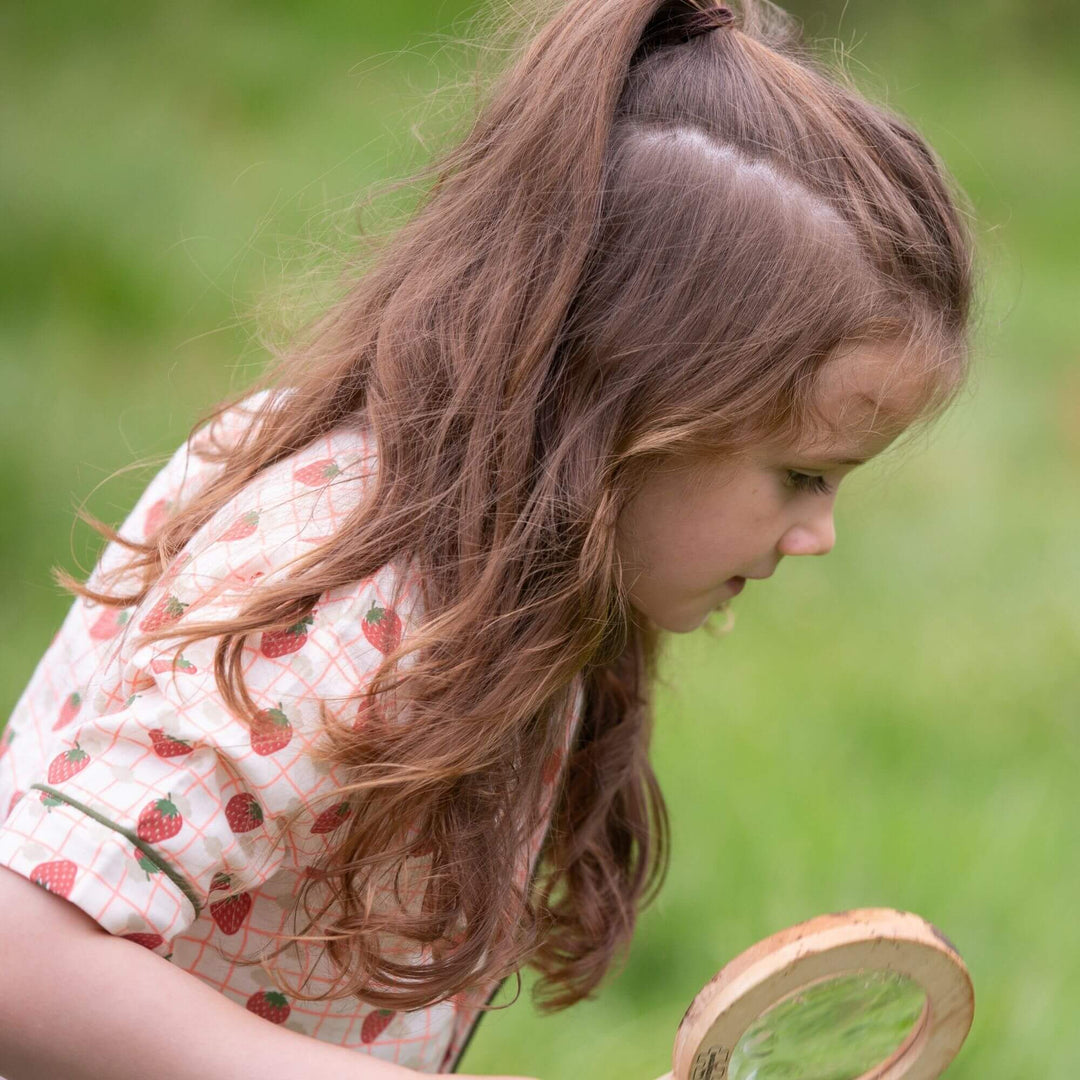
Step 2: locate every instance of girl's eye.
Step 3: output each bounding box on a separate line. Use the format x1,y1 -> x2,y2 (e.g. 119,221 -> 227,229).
785,471 -> 834,496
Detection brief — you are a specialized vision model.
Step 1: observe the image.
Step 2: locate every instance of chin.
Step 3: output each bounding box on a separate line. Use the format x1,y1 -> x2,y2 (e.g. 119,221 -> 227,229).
646,606 -> 712,635
628,591 -> 718,634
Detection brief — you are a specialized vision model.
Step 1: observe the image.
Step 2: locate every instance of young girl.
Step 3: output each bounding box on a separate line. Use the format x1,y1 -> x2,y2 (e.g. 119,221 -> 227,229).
0,0 -> 976,1077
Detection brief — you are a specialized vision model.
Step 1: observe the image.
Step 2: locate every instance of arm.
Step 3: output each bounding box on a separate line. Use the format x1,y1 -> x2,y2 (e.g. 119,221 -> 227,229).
0,866 -> 533,1080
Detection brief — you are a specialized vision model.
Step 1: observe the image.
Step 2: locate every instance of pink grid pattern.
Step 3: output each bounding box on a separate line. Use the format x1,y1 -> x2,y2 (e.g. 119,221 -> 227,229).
0,392 -> 584,1072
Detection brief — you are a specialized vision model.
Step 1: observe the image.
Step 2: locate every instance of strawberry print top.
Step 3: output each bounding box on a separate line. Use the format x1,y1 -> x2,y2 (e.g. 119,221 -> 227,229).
0,390 -> 584,1074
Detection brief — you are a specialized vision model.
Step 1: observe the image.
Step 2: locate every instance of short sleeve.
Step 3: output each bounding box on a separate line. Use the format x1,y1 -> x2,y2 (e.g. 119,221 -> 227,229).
0,676 -> 333,942
0,415 -> 414,945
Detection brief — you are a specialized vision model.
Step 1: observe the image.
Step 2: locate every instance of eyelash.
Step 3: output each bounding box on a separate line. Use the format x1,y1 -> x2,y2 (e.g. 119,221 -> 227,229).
785,471 -> 834,496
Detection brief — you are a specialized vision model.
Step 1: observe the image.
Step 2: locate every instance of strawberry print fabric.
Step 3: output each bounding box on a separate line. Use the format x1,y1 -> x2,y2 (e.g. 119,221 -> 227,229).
0,391 -> 584,1073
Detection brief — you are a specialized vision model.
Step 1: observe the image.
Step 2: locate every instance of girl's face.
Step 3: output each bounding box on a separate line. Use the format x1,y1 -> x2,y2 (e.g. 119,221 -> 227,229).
615,340 -> 926,633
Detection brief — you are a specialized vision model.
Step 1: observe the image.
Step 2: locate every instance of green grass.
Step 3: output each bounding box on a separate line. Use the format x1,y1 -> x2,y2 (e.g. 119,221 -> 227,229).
2,1 -> 1077,1076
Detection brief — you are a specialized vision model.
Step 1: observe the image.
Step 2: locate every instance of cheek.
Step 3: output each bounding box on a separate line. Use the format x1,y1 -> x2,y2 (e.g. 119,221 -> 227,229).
617,479 -> 695,561
695,486 -> 782,564
619,467 -> 781,583
694,484 -> 770,539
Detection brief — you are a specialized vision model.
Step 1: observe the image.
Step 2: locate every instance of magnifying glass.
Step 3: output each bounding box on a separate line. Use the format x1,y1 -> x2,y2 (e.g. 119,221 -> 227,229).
659,908 -> 974,1080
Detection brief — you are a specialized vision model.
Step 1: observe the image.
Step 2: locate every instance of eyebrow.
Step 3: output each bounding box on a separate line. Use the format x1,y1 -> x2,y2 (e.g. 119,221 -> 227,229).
816,453 -> 868,466
794,452 -> 870,467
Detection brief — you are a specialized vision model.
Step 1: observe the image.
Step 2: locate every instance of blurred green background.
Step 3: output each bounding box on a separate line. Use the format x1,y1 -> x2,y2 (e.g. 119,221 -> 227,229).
2,0 -> 1077,1076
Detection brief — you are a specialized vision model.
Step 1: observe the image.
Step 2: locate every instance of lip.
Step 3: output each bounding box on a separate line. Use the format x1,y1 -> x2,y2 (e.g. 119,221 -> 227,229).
725,576 -> 746,596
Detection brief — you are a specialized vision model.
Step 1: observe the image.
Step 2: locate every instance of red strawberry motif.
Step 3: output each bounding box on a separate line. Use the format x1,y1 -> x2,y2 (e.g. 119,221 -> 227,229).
225,792 -> 264,834
259,612 -> 315,658
30,859 -> 77,898
47,742 -> 91,784
541,748 -> 564,787
218,509 -> 260,541
89,606 -> 131,640
7,790 -> 24,817
39,789 -> 64,808
52,690 -> 82,731
150,653 -> 198,675
246,990 -> 290,1024
360,1008 -> 396,1044
132,845 -> 161,881
138,593 -> 188,633
361,604 -> 402,655
249,704 -> 293,756
209,872 -> 253,935
148,729 -> 195,759
353,695 -> 384,733
293,458 -> 341,487
310,801 -> 353,835
122,931 -> 164,950
144,497 -> 174,537
137,792 -> 183,843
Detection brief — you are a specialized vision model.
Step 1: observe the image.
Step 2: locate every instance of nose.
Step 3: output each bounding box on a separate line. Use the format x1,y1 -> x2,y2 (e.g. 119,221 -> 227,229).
778,509 -> 836,558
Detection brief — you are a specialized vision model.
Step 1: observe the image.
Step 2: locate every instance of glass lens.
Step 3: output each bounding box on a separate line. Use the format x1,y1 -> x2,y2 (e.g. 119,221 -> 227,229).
727,970 -> 926,1080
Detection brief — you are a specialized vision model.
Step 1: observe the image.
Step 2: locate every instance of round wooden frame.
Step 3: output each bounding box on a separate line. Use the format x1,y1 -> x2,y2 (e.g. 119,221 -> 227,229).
671,908 -> 974,1080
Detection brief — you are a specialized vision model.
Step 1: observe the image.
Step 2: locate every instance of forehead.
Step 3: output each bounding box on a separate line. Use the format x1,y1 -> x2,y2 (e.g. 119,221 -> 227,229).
792,339 -> 935,458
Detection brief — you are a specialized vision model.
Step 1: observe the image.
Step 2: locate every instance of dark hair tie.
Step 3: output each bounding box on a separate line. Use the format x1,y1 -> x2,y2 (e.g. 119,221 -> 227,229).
636,2 -> 736,58
682,5 -> 736,36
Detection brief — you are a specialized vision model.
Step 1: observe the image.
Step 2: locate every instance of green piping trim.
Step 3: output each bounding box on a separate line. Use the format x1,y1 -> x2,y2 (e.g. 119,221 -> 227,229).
28,784 -> 202,917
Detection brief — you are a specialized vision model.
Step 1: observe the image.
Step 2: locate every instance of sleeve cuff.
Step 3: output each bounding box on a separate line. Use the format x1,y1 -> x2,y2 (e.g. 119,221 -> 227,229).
0,785 -> 197,941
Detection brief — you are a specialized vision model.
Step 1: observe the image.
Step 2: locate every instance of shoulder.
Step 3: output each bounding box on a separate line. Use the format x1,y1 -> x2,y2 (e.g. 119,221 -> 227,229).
174,407 -> 381,590
122,406 -> 414,703
100,388 -> 379,577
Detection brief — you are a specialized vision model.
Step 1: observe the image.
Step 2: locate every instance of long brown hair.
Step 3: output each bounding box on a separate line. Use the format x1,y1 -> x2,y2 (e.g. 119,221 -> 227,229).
58,0 -> 977,1012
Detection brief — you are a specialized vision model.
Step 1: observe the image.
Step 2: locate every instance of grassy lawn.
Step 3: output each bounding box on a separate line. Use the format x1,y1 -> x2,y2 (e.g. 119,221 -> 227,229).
2,1 -> 1077,1076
